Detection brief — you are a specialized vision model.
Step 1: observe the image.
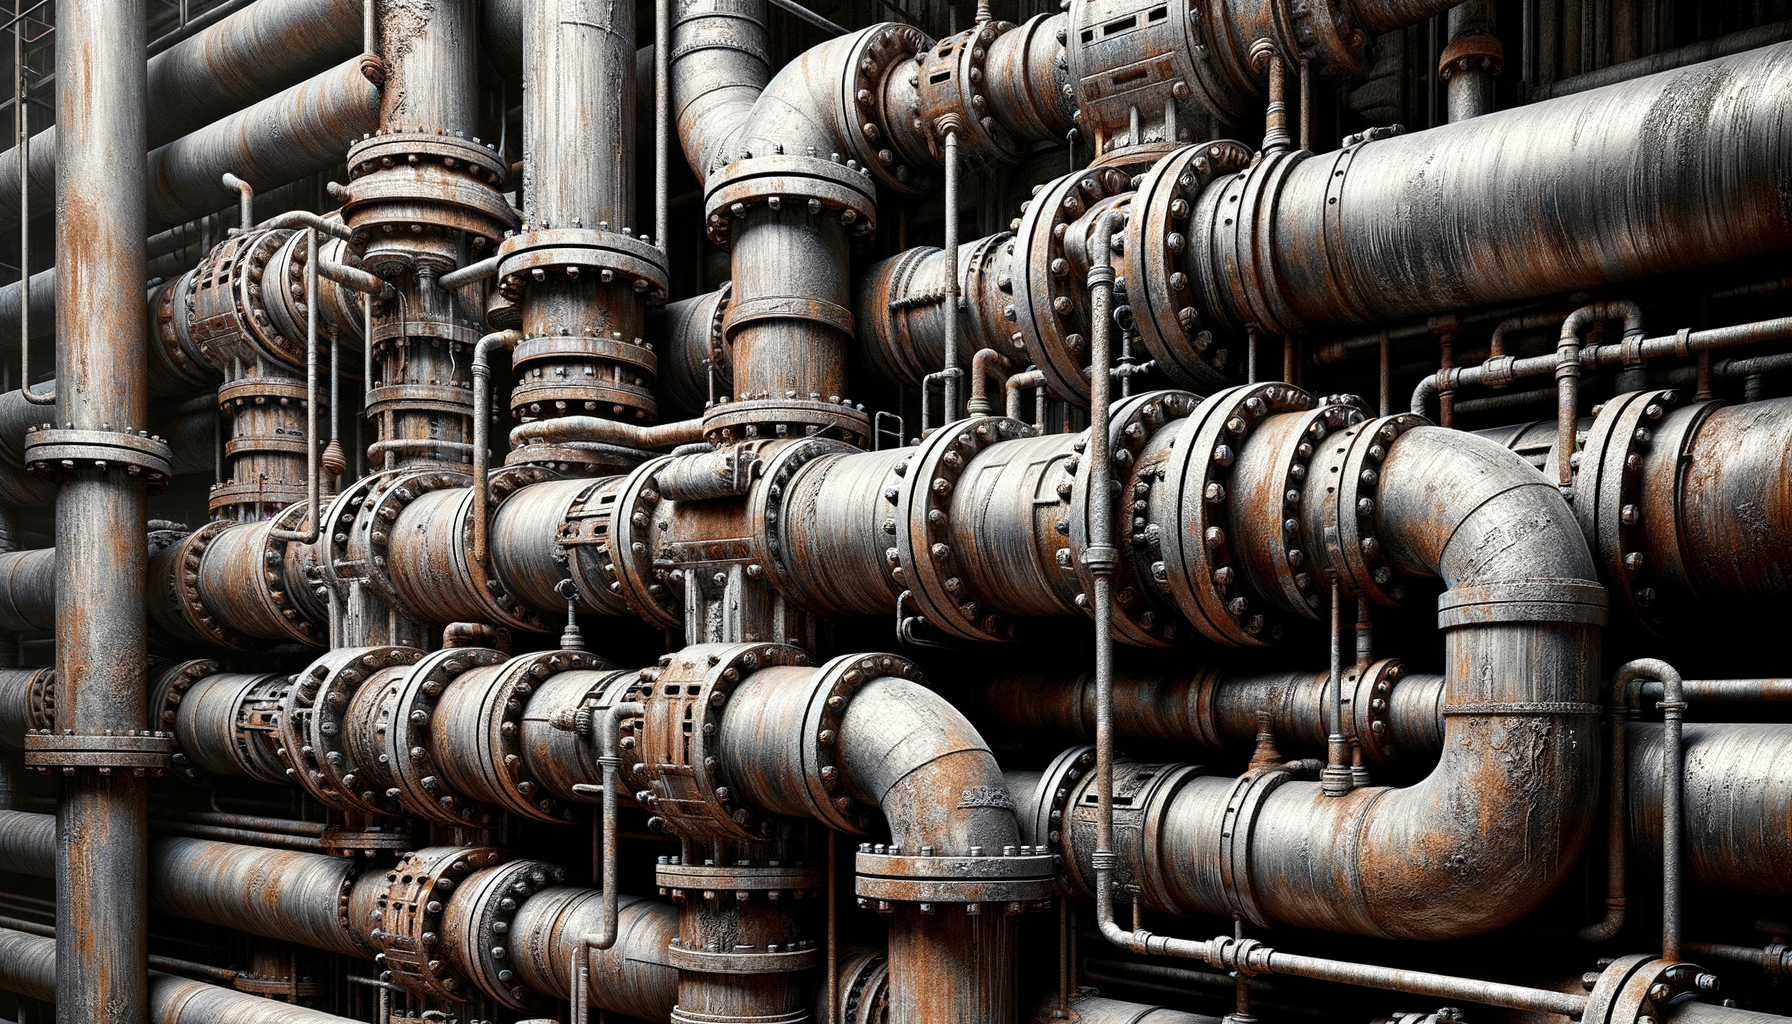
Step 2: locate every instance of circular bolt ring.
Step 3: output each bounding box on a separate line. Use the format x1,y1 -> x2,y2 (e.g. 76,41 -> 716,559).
837,22 -> 934,196
1164,383 -> 1312,646
278,646 -> 423,815
1268,398 -> 1371,618
168,521 -> 256,651
802,652 -> 929,832
1125,141 -> 1253,390
383,646 -> 510,826
1028,744 -> 1096,890
450,857 -> 567,1008
358,469 -> 482,622
1069,389 -> 1204,647
260,498 -> 325,645
151,659 -> 219,782
1573,389 -> 1703,634
609,455 -> 683,629
320,470 -> 401,593
373,846 -> 510,1002
1330,412 -> 1425,606
750,437 -> 860,609
1349,657 -> 1406,764
895,416 -> 1032,642
639,643 -> 812,840
480,649 -> 612,822
1010,170 -> 1110,405
913,23 -> 1021,166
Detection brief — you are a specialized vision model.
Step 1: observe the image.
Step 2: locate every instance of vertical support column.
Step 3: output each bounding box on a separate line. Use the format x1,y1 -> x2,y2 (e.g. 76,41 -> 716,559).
52,0 -> 153,1018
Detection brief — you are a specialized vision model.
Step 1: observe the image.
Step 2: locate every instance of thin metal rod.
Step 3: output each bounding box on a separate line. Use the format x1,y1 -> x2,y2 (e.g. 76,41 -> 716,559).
471,329 -> 521,564
573,701 -> 645,1024
654,0 -> 670,254
941,127 -> 961,422
763,0 -> 848,35
14,0 -> 44,407
826,834 -> 838,1024
220,171 -> 252,230
1614,659 -> 1686,961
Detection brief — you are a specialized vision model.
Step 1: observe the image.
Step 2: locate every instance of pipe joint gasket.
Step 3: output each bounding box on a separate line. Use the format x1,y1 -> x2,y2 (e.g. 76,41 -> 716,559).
750,437 -> 861,609
555,475 -> 656,620
1583,955 -> 1709,1024
894,415 -> 1032,642
465,650 -> 611,823
704,155 -> 879,252
657,860 -> 824,973
1570,388 -> 1713,635
1263,398 -> 1372,618
1070,389 -> 1202,647
854,847 -> 1055,906
601,455 -> 686,629
1436,580 -> 1609,629
637,642 -> 812,840
496,227 -> 670,309
343,132 -> 517,275
370,846 -> 510,1003
911,23 -> 1025,168
1126,142 -> 1252,392
834,23 -> 936,196
1349,658 -> 1409,764
153,522 -> 254,650
1009,169 -> 1127,405
1159,383 -> 1311,645
1215,764 -> 1297,927
24,426 -> 173,493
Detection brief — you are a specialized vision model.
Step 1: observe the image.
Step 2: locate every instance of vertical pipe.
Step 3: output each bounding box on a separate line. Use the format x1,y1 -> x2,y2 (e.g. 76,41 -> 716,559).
655,0 -> 670,254
53,0 -> 153,1019
1322,578 -> 1351,795
942,127 -> 961,423
15,0 -> 45,409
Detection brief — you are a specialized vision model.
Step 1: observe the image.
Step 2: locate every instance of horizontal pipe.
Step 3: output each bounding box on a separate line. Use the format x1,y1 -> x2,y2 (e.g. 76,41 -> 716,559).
0,0 -> 365,224
1193,42 -> 1792,339
141,58 -> 382,233
1530,19 -> 1792,99
0,926 -> 365,1024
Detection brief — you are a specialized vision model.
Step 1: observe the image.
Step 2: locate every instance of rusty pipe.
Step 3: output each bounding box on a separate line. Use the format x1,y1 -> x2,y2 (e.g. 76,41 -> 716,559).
0,926 -> 368,1024
967,348 -> 1013,417
1006,368 -> 1045,422
220,170 -> 254,230
1187,43 -> 1792,342
256,208 -> 354,242
471,329 -> 523,565
268,227 -> 321,543
1628,722 -> 1792,898
509,413 -> 706,453
571,700 -> 645,1024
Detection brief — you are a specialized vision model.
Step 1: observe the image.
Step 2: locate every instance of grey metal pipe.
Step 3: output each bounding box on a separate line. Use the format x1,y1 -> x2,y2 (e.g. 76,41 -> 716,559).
1627,722 -> 1792,898
0,926 -> 366,1024
670,0 -> 769,177
1191,42 -> 1792,341
0,0 -> 365,227
141,57 -> 381,233
52,0 -> 156,1017
1532,19 -> 1792,99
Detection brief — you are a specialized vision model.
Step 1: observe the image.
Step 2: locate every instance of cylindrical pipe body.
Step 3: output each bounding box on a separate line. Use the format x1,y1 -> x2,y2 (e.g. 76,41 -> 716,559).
507,887 -> 680,1017
52,0 -> 156,1016
1627,722 -> 1792,897
1189,43 -> 1792,341
146,837 -> 366,957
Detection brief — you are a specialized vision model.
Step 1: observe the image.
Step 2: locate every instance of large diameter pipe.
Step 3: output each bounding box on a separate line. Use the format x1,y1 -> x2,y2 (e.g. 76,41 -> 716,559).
0,0 -> 364,225
507,887 -> 679,1019
718,668 -> 1027,1024
147,837 -> 368,957
1627,723 -> 1792,898
143,57 -> 382,232
1190,42 -> 1792,340
0,926 -> 367,1024
53,0 -> 156,1018
523,0 -> 634,231
670,0 -> 770,177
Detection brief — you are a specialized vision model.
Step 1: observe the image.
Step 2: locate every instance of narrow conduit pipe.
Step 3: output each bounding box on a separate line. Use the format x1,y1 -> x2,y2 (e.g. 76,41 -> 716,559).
471,329 -> 523,565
